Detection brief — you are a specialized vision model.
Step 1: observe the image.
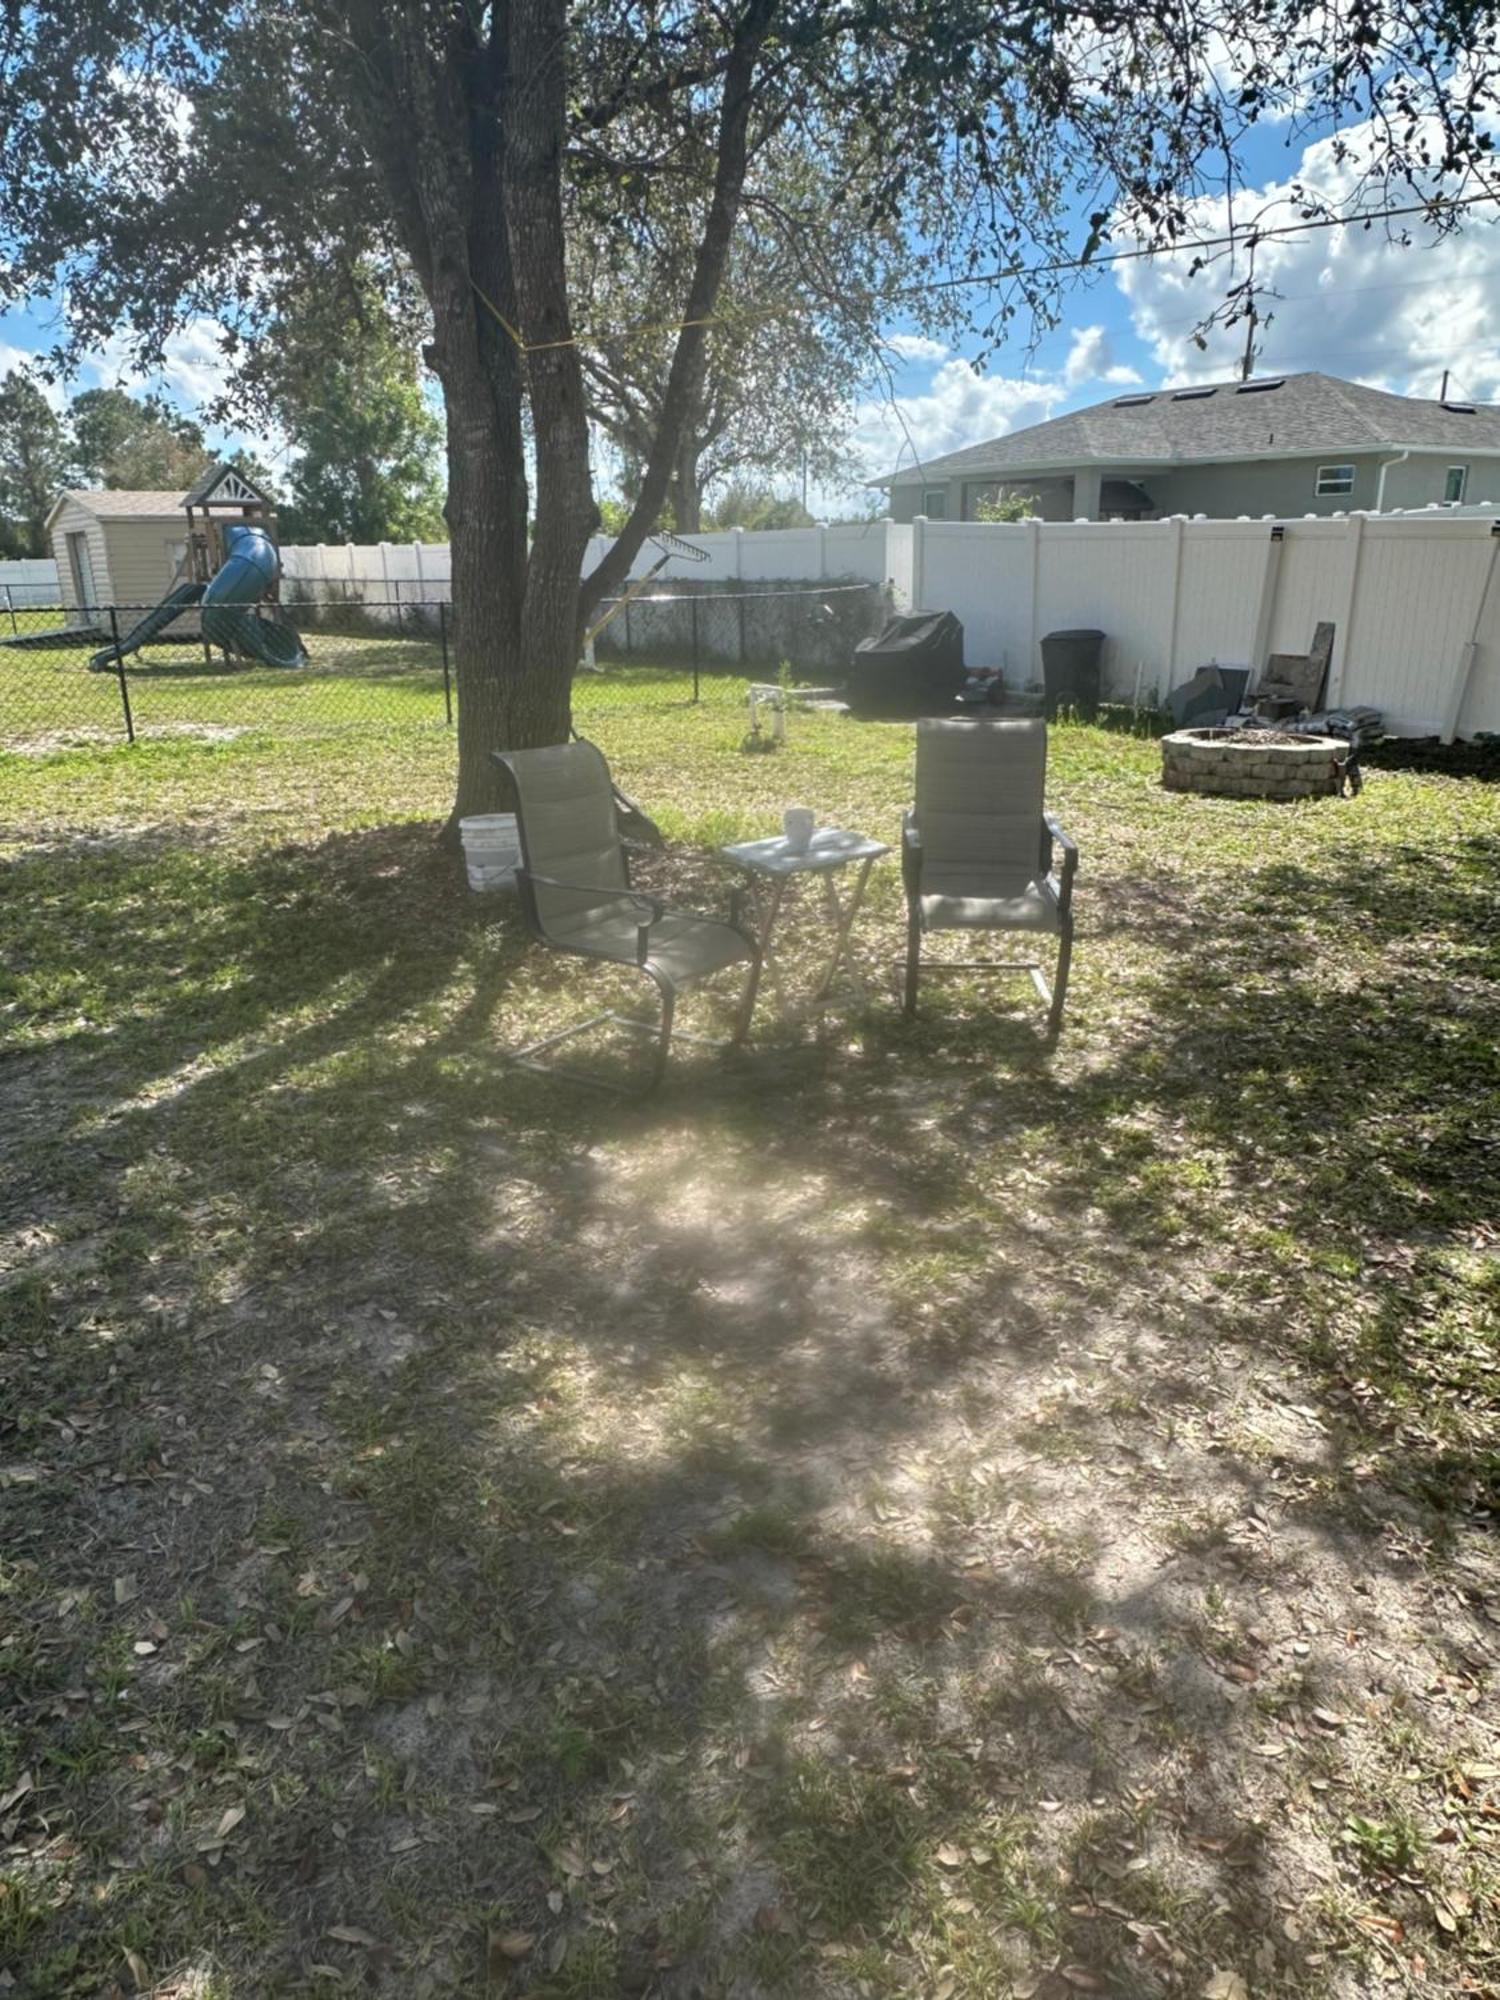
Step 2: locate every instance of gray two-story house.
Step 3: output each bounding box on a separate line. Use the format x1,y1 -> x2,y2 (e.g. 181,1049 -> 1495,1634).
882,371 -> 1500,522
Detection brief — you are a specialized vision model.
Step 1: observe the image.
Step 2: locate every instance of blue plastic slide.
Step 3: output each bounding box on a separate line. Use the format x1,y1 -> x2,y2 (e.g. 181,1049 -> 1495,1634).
89,522 -> 307,670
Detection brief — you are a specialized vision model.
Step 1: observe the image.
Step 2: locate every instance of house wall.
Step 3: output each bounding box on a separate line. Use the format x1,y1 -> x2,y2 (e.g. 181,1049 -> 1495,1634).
891,450 -> 1500,524
1146,455 -> 1388,518
1374,452 -> 1500,510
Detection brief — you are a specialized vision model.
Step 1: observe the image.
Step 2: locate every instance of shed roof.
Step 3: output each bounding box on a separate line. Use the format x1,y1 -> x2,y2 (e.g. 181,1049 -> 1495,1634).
47,488 -> 186,527
884,371 -> 1500,486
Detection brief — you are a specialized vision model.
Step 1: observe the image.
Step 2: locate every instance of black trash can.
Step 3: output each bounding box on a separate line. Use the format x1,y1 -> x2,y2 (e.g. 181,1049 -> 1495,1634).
1041,628 -> 1105,721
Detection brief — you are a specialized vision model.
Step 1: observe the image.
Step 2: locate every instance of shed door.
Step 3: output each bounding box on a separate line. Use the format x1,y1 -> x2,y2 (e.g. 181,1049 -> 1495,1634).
67,532 -> 98,614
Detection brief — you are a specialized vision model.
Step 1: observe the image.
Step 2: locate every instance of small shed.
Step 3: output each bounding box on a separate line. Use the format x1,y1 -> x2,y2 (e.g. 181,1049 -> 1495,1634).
47,489 -> 192,621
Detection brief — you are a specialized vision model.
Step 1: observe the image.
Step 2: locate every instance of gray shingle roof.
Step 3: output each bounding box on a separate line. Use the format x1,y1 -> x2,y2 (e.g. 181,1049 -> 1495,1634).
59,488 -> 187,519
884,372 -> 1500,485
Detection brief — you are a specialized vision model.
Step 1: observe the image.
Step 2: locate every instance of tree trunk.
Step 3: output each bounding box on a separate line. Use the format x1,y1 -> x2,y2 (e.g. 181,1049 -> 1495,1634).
671,439 -> 704,533
347,0 -> 771,836
440,375 -> 572,836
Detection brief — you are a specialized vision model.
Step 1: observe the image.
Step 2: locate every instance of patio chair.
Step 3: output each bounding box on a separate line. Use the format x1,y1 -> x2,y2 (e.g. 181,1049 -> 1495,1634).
901,717 -> 1077,1038
491,739 -> 761,1091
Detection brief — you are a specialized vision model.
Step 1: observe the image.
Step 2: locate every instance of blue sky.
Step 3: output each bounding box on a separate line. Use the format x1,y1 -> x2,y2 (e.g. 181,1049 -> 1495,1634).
4,107 -> 1498,510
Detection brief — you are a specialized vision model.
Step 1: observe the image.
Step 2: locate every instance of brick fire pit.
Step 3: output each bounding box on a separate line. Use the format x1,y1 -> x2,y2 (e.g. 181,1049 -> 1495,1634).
1160,726 -> 1347,801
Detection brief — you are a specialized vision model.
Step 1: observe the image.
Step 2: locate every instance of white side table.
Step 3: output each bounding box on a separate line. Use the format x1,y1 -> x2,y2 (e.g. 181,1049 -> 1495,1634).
719,827 -> 890,1011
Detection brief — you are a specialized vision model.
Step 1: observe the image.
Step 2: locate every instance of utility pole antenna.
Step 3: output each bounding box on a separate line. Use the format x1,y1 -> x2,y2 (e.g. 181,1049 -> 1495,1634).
1440,367 -> 1451,401
1240,301 -> 1258,383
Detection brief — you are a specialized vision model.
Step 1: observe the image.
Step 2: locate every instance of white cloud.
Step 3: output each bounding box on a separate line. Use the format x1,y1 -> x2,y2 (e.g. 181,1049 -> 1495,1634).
884,332 -> 950,363
0,341 -> 67,409
1115,119 -> 1500,401
853,358 -> 1059,478
83,314 -> 231,408
1063,324 -> 1141,388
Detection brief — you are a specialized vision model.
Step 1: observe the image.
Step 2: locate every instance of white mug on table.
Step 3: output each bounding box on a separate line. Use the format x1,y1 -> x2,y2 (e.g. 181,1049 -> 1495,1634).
782,806 -> 815,853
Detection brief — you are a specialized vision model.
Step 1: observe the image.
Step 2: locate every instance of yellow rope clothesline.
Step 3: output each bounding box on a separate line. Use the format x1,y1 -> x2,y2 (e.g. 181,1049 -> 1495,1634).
472,276 -> 752,355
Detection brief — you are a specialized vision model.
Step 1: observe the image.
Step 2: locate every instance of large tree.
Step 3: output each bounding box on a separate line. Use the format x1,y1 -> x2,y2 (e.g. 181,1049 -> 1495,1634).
228,266 -> 447,545
68,386 -> 212,491
2,2 -> 1497,829
0,371 -> 68,557
575,141 -> 943,531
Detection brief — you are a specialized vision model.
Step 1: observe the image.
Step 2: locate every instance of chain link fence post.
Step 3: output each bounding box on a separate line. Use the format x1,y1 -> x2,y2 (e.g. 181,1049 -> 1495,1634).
439,600 -> 454,726
109,607 -> 136,744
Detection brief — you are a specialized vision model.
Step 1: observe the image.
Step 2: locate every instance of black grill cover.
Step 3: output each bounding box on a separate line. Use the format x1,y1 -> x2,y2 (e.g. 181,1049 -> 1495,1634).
847,611 -> 965,716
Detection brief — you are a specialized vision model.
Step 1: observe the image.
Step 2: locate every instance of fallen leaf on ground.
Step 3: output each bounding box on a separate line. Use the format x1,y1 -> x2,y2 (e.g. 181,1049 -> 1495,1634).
326,1924 -> 379,1947
1203,1973 -> 1249,2000
0,1774 -> 34,1815
488,1930 -> 534,1968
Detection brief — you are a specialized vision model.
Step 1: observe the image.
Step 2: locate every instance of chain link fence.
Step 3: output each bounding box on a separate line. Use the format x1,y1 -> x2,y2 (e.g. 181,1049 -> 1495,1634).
0,582 -> 890,751
0,600 -> 458,749
590,578 -> 887,675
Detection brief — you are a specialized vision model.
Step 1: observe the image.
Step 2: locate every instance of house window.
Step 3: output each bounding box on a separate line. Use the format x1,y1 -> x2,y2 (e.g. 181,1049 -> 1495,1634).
921,488 -> 947,519
1445,465 -> 1469,504
1316,464 -> 1355,496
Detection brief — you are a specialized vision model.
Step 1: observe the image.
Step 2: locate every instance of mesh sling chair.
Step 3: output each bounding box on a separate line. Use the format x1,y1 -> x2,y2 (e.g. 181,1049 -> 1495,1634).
492,739 -> 762,1090
902,717 -> 1078,1038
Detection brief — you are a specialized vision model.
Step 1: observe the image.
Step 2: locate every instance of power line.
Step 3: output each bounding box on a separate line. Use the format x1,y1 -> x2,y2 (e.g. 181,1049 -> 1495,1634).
919,189 -> 1500,300
475,187 -> 1500,356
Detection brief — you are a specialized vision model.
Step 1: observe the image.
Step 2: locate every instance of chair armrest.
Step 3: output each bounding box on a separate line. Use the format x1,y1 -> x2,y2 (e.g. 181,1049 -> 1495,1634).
519,872 -> 665,964
901,810 -> 922,895
1042,813 -> 1078,911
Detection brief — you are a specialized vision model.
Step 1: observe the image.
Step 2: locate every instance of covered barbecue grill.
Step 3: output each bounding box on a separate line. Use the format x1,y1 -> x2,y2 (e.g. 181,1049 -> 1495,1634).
846,610 -> 965,717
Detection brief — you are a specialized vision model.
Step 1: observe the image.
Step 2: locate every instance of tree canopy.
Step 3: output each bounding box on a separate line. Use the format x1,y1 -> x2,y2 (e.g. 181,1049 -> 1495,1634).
3,0 -> 1497,823
576,138 -> 947,529
230,268 -> 446,546
68,387 -> 212,491
0,372 -> 68,557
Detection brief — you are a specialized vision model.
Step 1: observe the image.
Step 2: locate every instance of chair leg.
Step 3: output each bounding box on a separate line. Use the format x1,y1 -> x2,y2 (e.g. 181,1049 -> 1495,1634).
648,983 -> 677,1089
731,951 -> 763,1047
903,906 -> 922,1017
1046,924 -> 1073,1040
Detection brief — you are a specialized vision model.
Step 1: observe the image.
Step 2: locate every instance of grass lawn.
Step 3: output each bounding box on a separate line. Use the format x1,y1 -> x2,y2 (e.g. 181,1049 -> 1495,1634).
3,672 -> 1499,1999
0,620 -> 452,747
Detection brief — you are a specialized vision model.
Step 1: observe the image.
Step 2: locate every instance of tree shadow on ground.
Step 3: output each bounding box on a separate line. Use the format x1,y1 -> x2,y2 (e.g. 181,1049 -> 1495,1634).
3,814 -> 1498,1996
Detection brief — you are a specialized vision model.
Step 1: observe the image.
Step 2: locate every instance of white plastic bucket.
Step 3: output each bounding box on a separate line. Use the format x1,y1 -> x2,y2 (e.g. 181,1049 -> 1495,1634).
460,812 -> 520,892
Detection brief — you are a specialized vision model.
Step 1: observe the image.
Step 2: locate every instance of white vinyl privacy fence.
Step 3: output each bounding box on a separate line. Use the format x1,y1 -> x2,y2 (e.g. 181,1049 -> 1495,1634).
270,511 -> 1500,737
911,512 -> 1500,739
0,558 -> 60,609
276,522 -> 903,601
580,519 -> 905,585
279,540 -> 452,603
